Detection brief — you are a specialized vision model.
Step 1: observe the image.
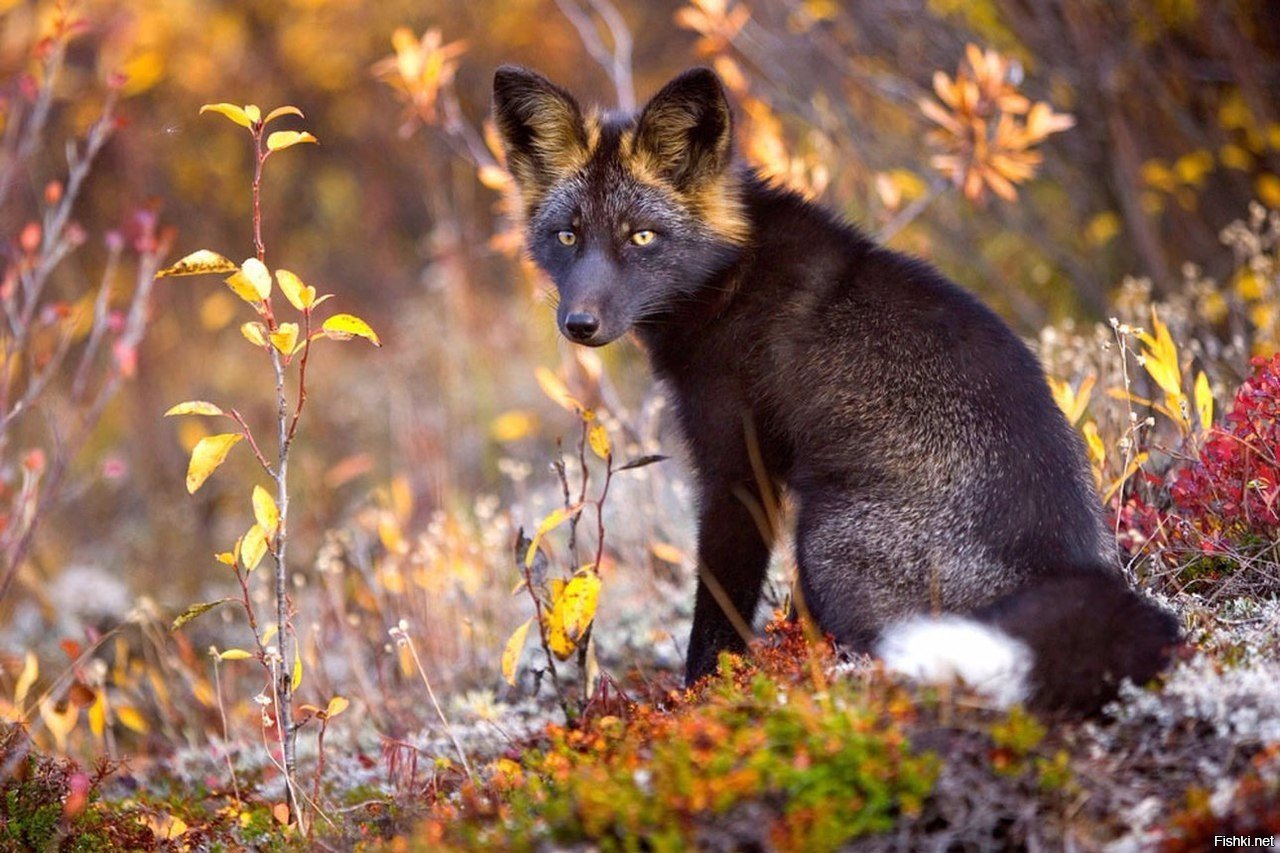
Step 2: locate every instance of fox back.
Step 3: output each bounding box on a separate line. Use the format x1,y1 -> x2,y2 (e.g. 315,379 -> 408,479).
493,65 -> 1181,715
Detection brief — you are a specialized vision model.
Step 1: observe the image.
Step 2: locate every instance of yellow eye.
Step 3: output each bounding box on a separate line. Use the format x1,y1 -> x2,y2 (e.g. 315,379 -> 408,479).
556,230 -> 577,246
630,230 -> 656,247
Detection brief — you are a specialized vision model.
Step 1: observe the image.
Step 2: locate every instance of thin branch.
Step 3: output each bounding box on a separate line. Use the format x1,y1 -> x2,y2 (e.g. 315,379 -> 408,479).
555,0 -> 635,111
876,176 -> 948,243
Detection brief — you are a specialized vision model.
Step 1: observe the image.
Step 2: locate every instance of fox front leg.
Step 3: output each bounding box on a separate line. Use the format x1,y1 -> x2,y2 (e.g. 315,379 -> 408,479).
685,485 -> 772,684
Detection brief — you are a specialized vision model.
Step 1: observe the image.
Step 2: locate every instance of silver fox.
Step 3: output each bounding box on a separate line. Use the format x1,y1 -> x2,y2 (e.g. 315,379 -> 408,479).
493,64 -> 1182,714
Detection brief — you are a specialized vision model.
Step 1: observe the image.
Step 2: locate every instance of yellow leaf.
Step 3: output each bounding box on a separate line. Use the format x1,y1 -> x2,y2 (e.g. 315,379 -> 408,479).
199,102 -> 254,129
39,699 -> 78,751
1085,211 -> 1122,247
378,511 -> 407,554
240,258 -> 272,300
116,704 -> 149,733
535,366 -> 581,411
321,313 -> 381,346
243,104 -> 261,123
252,485 -> 280,534
1173,150 -> 1214,187
155,249 -> 239,278
1138,309 -> 1183,398
161,816 -> 188,839
1220,143 -> 1252,171
502,617 -> 533,686
650,542 -> 687,564
1082,421 -> 1106,469
1257,174 -> 1280,210
170,599 -> 233,631
265,105 -> 305,125
546,573 -> 601,660
292,654 -> 303,690
490,410 -> 538,442
1195,370 -> 1214,431
524,504 -> 581,567
14,652 -> 37,707
1047,375 -> 1095,426
1235,268 -> 1265,301
88,691 -> 106,739
224,270 -> 263,305
186,433 -> 243,493
325,696 -> 350,718
588,422 -> 611,460
477,165 -> 510,190
218,649 -> 254,661
262,624 -> 279,645
241,322 -> 268,346
267,130 -> 318,152
240,524 -> 268,572
165,400 -> 224,417
215,551 -> 236,565
270,323 -> 299,355
275,269 -> 315,311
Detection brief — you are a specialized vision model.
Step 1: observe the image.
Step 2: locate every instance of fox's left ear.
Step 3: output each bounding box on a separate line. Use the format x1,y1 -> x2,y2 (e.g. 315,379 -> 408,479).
633,68 -> 733,189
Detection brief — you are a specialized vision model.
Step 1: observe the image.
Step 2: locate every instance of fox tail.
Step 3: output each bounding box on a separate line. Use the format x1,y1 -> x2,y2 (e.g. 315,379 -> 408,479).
875,569 -> 1182,715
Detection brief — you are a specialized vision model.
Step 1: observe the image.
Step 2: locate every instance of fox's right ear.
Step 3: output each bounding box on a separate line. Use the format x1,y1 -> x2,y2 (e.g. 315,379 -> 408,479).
492,66 -> 589,203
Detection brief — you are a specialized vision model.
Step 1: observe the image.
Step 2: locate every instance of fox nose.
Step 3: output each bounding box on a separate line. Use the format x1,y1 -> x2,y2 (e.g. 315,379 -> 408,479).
564,312 -> 600,342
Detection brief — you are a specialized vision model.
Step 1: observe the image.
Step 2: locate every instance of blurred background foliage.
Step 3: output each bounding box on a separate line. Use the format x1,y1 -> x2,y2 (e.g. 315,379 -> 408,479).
0,0 -> 1279,760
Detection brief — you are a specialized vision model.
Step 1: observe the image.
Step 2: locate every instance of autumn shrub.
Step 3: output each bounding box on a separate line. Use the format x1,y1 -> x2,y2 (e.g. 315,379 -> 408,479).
0,5 -> 170,605
1170,354 -> 1280,546
418,622 -> 937,852
0,726 -> 153,850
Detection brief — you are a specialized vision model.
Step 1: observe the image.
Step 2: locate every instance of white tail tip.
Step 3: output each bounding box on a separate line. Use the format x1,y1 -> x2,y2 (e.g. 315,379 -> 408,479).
876,615 -> 1033,709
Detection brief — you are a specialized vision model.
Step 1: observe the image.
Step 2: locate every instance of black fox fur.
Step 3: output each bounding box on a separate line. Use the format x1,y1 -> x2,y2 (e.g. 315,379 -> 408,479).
493,65 -> 1181,714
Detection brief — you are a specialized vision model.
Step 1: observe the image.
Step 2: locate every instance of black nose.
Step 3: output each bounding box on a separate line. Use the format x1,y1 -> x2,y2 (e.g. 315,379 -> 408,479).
564,312 -> 600,342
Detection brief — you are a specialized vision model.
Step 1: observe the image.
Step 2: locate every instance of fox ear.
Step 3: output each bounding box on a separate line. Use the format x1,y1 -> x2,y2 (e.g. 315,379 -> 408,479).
633,68 -> 733,188
492,66 -> 589,201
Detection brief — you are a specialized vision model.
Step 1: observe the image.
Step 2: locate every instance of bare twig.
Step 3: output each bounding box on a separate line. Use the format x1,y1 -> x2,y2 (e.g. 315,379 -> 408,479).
554,0 -> 635,111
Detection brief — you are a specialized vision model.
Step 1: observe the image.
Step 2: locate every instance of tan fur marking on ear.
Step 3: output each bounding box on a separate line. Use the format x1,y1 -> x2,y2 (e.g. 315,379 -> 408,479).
622,160 -> 750,246
689,175 -> 751,245
502,92 -> 589,214
524,95 -> 588,176
584,109 -> 602,156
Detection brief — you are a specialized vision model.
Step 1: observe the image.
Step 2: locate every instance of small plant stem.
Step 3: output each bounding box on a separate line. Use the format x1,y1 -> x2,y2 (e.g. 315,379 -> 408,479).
211,656 -> 242,806
269,344 -> 299,821
229,409 -> 276,477
266,660 -> 305,834
311,720 -> 328,816
251,120 -> 300,824
233,563 -> 267,656
252,131 -> 266,263
400,634 -> 473,778
593,456 -> 613,572
877,176 -> 947,243
287,309 -> 313,441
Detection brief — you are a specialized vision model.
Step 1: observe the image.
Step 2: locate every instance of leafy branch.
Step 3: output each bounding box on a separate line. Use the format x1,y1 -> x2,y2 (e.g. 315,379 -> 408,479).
158,101 -> 377,830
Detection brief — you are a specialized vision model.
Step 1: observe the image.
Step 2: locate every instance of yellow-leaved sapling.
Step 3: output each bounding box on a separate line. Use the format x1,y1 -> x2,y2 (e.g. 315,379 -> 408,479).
156,101 -> 377,828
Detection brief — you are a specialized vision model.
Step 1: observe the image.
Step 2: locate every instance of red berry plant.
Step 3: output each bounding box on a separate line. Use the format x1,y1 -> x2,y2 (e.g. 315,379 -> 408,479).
1125,354 -> 1280,593
1172,355 -> 1280,549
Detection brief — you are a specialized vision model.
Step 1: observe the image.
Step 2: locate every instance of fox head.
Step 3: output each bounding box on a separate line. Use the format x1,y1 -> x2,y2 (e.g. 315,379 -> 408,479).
493,66 -> 749,346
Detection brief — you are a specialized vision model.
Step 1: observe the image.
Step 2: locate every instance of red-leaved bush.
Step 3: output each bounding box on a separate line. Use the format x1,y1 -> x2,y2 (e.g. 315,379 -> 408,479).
1171,354 -> 1280,549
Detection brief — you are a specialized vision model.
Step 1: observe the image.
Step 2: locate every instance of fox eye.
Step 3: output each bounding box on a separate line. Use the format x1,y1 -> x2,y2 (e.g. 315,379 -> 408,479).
556,230 -> 577,246
630,230 -> 657,247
